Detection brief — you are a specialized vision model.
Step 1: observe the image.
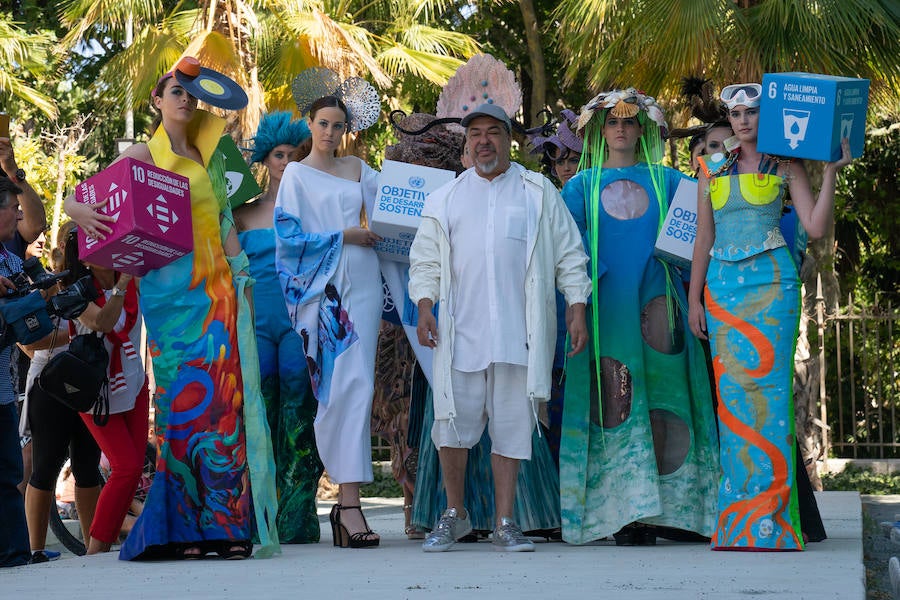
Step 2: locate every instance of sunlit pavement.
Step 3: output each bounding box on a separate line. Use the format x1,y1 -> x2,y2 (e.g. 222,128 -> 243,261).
1,492 -> 863,599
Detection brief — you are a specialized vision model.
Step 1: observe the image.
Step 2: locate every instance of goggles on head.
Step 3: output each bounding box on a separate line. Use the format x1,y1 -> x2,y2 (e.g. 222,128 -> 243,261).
720,83 -> 762,110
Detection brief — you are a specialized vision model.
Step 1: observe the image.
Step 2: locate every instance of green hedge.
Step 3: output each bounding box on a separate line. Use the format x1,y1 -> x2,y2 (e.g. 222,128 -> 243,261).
821,465 -> 900,494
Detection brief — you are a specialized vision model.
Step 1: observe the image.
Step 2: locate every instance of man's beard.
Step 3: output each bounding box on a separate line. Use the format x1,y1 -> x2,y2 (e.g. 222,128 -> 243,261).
475,155 -> 499,174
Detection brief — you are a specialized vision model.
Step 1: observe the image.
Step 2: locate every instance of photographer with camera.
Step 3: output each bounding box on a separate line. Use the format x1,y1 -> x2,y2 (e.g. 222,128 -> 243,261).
0,177 -> 32,567
0,121 -> 47,504
20,222 -> 104,563
25,224 -> 149,560
58,226 -> 147,556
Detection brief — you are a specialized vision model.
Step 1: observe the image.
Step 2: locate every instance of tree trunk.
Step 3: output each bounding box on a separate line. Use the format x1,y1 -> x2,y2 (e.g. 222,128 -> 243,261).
793,161 -> 835,490
793,277 -> 824,490
518,0 -> 546,126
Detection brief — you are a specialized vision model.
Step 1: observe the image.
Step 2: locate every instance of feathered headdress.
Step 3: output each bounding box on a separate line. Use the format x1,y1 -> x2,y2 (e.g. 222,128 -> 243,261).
250,112 -> 311,163
669,77 -> 729,141
683,76 -> 727,123
291,67 -> 381,132
436,54 -> 522,127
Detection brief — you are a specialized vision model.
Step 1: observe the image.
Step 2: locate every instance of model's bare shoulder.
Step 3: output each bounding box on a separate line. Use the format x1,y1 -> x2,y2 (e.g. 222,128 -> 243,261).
111,143 -> 154,166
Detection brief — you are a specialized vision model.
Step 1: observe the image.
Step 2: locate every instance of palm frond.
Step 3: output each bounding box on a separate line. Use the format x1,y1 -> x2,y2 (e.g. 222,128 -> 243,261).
376,44 -> 467,85
280,6 -> 391,85
393,24 -> 480,57
0,15 -> 59,117
57,0 -> 167,50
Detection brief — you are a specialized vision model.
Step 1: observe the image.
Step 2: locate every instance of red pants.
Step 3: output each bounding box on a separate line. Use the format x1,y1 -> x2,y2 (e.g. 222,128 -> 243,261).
81,381 -> 150,545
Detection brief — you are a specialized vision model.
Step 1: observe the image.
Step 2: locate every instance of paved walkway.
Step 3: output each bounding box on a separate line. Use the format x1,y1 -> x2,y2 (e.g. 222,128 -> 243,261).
0,491 -> 864,599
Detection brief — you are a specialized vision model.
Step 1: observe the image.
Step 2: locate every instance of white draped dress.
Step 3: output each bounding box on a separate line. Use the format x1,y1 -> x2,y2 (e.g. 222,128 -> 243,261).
275,159 -> 382,483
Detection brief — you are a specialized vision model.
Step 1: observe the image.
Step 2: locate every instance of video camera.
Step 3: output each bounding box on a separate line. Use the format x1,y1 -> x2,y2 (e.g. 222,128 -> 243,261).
0,257 -> 98,349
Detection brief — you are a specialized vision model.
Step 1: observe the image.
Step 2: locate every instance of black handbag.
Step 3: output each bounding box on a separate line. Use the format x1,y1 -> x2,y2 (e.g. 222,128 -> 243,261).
39,332 -> 110,425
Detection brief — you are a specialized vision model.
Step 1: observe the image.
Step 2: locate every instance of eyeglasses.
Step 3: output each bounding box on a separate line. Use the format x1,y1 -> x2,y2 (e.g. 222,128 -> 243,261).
720,83 -> 762,109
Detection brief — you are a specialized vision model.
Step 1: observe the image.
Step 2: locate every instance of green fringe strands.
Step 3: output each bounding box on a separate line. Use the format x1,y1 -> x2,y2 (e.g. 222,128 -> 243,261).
579,105 -> 681,435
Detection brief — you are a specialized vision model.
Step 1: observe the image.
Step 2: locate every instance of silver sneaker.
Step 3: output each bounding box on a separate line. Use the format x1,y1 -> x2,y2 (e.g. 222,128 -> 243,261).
492,517 -> 535,552
422,507 -> 472,552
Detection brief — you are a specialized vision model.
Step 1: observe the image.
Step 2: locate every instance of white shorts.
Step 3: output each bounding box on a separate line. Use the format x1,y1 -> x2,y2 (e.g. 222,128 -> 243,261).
432,363 -> 535,460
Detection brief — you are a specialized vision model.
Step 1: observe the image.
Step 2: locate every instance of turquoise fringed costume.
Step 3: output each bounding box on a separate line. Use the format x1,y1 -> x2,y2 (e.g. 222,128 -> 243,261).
559,162 -> 720,544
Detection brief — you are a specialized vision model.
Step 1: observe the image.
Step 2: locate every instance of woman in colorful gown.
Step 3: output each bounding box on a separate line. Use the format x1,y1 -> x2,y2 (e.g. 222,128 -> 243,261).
559,88 -> 720,546
66,57 -> 277,560
688,83 -> 851,551
275,78 -> 383,548
234,112 -> 322,543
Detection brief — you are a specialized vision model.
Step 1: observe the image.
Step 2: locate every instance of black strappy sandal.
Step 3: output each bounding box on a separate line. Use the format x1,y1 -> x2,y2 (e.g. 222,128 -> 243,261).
175,544 -> 205,560
329,503 -> 342,546
216,540 -> 253,560
334,506 -> 380,548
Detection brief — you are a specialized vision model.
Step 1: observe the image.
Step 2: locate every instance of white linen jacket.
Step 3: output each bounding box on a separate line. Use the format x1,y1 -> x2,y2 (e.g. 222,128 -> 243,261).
408,163 -> 590,423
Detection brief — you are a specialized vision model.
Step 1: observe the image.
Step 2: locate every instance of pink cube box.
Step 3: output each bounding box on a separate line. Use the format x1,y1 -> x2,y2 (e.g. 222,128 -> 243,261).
76,158 -> 193,276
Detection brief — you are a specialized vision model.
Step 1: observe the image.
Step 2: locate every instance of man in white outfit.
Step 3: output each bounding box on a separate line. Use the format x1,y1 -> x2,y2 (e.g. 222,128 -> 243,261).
408,103 -> 591,552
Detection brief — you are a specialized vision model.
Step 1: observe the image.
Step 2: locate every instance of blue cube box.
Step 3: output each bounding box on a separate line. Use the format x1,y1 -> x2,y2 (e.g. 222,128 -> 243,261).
758,72 -> 869,162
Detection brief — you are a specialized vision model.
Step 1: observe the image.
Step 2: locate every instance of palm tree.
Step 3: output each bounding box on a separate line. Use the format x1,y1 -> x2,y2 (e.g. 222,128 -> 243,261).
0,13 -> 58,118
58,0 -> 479,141
554,0 -> 900,115
257,0 -> 480,111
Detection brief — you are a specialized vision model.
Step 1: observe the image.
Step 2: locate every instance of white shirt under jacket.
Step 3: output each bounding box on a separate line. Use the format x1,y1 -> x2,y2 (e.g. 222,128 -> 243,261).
447,165 -> 528,371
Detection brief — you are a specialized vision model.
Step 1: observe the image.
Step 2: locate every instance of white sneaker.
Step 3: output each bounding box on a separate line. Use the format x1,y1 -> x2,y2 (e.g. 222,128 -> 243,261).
422,507 -> 472,553
492,517 -> 535,552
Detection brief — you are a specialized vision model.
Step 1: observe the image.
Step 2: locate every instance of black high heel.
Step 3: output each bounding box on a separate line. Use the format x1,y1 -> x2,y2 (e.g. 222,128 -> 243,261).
613,523 -> 639,546
329,503 -> 342,546
334,505 -> 379,548
613,524 -> 656,546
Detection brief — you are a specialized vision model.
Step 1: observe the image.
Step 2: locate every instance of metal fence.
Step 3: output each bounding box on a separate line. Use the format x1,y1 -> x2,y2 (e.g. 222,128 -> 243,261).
815,282 -> 899,460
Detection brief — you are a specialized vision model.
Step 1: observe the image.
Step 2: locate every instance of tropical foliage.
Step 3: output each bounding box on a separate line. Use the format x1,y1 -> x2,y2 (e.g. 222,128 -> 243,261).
56,0 -> 480,139
0,12 -> 57,117
554,0 -> 900,117
821,465 -> 900,494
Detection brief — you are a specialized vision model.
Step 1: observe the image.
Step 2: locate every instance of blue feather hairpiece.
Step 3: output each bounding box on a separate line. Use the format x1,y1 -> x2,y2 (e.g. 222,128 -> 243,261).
251,112 -> 311,163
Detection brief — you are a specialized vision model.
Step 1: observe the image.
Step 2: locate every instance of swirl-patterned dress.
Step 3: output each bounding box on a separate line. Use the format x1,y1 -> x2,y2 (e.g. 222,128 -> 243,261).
699,152 -> 804,551
120,112 -> 255,559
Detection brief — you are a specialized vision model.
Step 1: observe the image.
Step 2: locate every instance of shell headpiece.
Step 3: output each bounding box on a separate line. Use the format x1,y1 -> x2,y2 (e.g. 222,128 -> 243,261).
577,88 -> 668,137
436,54 -> 522,128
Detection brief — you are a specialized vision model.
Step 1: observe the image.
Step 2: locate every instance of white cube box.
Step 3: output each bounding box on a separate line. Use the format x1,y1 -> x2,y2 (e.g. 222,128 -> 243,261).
370,160 -> 456,262
654,178 -> 699,270
758,72 -> 869,162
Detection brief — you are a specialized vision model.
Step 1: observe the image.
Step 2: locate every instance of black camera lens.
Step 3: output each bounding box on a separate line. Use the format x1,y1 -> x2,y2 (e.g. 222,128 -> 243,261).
21,257 -> 47,281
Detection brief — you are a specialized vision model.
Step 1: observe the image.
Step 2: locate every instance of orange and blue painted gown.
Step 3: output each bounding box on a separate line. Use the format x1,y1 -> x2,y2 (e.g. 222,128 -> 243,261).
702,153 -> 803,551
